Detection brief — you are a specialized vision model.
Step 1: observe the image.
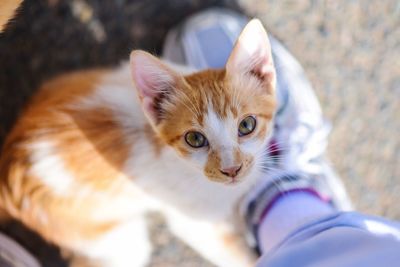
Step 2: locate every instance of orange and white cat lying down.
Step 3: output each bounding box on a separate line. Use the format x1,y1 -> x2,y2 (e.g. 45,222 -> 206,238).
0,20 -> 276,267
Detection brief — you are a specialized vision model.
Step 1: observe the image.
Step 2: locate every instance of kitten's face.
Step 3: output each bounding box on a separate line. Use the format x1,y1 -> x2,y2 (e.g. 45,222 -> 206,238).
157,70 -> 276,184
131,19 -> 276,184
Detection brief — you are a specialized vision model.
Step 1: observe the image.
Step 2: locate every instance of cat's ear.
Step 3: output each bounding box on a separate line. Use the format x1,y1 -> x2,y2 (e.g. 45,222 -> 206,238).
130,50 -> 182,125
226,19 -> 275,93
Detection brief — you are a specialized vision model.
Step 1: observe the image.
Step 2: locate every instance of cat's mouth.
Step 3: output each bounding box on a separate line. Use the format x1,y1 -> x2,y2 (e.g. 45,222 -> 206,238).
222,165 -> 253,186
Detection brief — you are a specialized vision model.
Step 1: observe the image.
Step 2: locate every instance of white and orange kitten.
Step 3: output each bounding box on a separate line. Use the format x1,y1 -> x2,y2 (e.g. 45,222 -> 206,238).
0,20 -> 276,267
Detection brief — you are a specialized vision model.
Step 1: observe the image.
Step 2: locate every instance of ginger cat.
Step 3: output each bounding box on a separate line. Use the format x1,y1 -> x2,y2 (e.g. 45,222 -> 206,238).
0,20 -> 276,267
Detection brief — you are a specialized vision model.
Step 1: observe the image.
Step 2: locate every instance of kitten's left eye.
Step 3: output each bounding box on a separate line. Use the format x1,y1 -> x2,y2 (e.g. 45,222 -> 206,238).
238,116 -> 257,136
185,131 -> 208,148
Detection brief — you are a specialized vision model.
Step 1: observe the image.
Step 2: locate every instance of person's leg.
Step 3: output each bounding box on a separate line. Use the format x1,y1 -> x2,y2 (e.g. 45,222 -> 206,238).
256,209 -> 400,267
257,190 -> 335,253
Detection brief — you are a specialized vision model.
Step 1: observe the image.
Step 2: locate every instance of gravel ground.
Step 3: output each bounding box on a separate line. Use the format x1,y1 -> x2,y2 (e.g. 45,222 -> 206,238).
243,0 -> 400,219
0,0 -> 398,266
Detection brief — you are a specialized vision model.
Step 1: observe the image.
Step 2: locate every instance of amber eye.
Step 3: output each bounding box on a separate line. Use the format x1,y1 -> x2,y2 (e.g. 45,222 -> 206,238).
185,131 -> 208,148
238,116 -> 257,136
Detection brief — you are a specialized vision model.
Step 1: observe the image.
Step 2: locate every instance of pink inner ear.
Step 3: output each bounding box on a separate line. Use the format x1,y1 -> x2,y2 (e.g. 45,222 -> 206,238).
131,51 -> 179,124
134,68 -> 158,98
133,68 -> 164,123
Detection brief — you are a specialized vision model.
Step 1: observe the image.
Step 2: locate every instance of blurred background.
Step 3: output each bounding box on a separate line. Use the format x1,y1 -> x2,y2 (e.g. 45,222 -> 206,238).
0,0 -> 399,266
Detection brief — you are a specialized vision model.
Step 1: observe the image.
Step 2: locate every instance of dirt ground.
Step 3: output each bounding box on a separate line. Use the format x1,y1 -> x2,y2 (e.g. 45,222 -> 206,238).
0,0 -> 398,266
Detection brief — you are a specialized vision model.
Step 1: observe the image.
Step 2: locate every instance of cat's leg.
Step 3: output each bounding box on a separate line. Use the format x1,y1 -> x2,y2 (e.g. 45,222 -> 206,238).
165,211 -> 255,267
73,216 -> 152,267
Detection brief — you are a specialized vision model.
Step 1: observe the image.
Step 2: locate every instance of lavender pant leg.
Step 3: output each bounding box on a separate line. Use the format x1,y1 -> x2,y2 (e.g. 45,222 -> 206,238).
256,212 -> 400,267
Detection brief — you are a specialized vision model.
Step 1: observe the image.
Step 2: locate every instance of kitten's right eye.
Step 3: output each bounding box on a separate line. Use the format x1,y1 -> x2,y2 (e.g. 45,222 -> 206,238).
185,131 -> 208,148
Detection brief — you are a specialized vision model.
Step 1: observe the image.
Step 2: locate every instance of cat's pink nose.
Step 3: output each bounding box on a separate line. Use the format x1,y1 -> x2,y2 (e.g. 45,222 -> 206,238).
220,164 -> 242,178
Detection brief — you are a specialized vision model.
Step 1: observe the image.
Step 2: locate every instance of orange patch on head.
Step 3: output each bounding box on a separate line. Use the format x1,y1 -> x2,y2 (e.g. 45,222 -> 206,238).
184,69 -> 235,120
